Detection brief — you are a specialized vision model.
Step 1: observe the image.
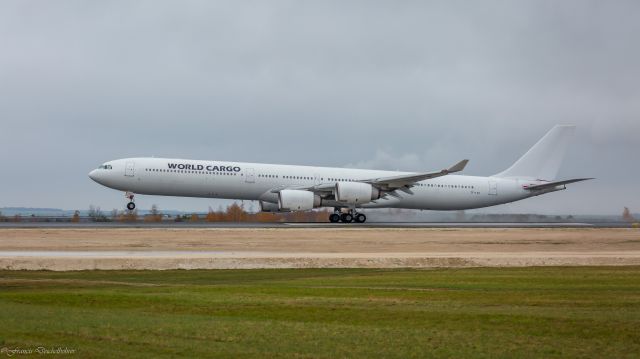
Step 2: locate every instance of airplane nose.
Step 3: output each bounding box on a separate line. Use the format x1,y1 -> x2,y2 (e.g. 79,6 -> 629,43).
88,169 -> 99,182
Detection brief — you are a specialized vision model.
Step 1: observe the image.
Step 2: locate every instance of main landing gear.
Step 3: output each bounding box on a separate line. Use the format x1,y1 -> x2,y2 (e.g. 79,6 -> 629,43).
125,192 -> 136,211
329,208 -> 366,223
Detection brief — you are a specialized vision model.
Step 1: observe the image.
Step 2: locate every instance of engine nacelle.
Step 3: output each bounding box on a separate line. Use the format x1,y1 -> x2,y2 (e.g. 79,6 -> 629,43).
259,201 -> 283,213
277,190 -> 322,211
335,182 -> 381,204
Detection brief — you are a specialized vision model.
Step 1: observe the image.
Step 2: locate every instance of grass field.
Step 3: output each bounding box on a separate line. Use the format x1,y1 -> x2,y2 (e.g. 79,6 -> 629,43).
1,267 -> 639,358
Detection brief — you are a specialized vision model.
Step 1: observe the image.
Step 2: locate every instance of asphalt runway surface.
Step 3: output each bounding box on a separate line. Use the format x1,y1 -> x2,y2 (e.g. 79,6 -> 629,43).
0,221 -> 630,228
1,227 -> 638,270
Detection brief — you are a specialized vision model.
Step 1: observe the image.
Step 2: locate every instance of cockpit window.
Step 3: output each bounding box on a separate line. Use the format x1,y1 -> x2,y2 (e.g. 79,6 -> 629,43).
98,164 -> 113,170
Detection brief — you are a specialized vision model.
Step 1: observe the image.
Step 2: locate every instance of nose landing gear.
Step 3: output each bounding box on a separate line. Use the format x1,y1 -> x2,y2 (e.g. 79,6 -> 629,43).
125,192 -> 136,211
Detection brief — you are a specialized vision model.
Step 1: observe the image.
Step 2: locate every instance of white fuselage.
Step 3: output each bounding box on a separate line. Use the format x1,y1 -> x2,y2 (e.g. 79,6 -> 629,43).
89,157 -> 553,211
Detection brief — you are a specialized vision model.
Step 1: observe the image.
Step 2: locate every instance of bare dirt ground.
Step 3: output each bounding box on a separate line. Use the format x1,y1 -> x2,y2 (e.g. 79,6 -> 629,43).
1,228 -> 639,270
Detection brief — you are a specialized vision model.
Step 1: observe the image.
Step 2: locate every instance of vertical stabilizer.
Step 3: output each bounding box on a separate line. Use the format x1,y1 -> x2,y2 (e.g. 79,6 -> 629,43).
494,125 -> 575,181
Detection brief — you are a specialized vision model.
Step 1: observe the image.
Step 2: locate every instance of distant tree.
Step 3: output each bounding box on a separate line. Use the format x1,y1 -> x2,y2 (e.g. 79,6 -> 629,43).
291,210 -> 308,222
206,206 -> 218,222
145,204 -> 162,222
13,214 -> 22,223
119,209 -> 138,222
226,202 -> 247,222
190,213 -> 200,222
118,208 -> 138,222
313,208 -> 331,222
0,211 -> 4,222
88,205 -> 106,222
623,207 -> 635,222
111,209 -> 119,221
255,211 -> 275,222
71,211 -> 80,223
88,205 -> 97,219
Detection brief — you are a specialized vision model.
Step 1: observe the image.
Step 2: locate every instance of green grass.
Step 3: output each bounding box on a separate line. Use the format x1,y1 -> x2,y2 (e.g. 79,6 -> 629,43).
1,267 -> 639,358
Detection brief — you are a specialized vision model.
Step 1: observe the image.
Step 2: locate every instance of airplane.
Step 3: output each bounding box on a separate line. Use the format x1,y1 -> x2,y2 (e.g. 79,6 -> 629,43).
88,125 -> 592,223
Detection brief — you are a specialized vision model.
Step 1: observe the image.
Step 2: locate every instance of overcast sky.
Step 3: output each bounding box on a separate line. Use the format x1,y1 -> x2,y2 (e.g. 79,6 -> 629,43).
0,1 -> 638,215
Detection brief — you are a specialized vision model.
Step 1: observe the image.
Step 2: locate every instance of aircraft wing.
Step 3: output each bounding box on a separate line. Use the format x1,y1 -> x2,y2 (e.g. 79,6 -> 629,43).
523,178 -> 594,191
361,159 -> 469,190
268,159 -> 469,195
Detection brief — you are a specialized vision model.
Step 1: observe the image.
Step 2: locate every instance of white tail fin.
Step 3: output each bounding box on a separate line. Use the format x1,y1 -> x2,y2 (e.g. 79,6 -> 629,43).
494,125 -> 575,181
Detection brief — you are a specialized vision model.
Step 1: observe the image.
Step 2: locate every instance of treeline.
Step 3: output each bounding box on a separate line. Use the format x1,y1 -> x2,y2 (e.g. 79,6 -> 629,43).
10,206 -> 639,225
467,213 -> 574,222
75,203 -> 330,223
203,203 -> 330,223
148,203 -> 331,223
0,211 -> 25,223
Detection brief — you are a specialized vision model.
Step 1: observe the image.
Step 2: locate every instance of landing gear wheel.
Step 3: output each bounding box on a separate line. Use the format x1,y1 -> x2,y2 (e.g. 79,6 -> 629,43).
124,192 -> 136,211
340,213 -> 353,223
355,213 -> 367,223
329,213 -> 340,223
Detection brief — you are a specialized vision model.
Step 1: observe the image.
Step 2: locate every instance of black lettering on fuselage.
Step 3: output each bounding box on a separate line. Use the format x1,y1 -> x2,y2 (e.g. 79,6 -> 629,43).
168,162 -> 241,172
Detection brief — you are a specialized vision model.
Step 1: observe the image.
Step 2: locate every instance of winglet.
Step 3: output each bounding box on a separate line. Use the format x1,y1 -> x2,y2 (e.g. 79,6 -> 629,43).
447,159 -> 469,173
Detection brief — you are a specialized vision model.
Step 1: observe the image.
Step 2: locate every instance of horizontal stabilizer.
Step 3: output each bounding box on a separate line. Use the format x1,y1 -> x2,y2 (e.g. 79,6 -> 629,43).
524,178 -> 594,191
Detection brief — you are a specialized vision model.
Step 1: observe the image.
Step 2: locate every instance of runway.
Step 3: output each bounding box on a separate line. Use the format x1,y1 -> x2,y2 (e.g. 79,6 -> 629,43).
1,227 -> 638,270
0,221 -> 629,228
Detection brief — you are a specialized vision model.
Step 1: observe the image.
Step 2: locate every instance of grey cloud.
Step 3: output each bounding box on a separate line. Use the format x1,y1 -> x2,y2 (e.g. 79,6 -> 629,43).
0,1 -> 638,214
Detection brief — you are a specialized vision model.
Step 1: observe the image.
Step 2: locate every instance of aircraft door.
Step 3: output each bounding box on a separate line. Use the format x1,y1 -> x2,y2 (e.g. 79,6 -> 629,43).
314,174 -> 322,185
488,180 -> 498,195
125,161 -> 135,177
245,168 -> 255,183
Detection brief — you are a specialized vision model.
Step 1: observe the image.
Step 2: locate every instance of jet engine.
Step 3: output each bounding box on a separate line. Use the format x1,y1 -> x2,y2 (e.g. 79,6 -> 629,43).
277,190 -> 322,211
259,201 -> 283,213
335,182 -> 381,204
